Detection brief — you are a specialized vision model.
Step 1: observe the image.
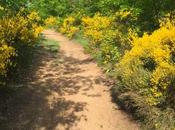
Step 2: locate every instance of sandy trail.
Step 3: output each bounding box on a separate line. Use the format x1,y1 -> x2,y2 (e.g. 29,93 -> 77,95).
1,30 -> 139,130
42,30 -> 139,130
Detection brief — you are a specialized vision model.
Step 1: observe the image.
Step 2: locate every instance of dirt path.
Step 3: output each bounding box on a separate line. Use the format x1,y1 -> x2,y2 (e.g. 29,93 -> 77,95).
1,30 -> 139,130
42,30 -> 139,130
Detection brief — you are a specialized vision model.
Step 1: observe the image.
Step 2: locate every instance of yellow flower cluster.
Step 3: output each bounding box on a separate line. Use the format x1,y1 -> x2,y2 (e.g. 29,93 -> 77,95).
27,11 -> 41,21
60,16 -> 79,38
118,21 -> 175,105
44,16 -> 57,28
0,10 -> 43,80
0,10 -> 43,44
0,45 -> 15,77
82,13 -> 113,44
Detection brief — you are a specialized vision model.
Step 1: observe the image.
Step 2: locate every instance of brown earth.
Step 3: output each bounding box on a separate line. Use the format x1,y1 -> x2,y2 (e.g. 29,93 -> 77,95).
0,30 -> 140,130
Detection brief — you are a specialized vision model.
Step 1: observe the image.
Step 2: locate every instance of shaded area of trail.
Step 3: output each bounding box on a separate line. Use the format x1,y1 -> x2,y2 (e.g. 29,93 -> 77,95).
0,30 -> 139,130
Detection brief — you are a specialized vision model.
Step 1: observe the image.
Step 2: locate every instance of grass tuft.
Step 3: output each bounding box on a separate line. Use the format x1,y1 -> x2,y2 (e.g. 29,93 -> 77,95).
38,38 -> 60,53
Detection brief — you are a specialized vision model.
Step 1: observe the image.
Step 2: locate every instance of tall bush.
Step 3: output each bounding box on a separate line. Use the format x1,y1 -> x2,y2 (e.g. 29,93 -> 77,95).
0,9 -> 43,85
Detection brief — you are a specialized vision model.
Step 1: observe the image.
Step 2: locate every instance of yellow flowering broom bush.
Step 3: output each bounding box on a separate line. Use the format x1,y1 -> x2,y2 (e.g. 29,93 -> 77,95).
115,20 -> 175,107
81,13 -> 127,68
82,13 -> 113,45
0,45 -> 15,77
0,9 -> 43,84
44,16 -> 57,28
59,13 -> 130,68
60,16 -> 79,39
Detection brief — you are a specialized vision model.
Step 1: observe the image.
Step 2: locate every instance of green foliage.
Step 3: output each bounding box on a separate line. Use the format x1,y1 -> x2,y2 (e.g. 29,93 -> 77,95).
74,32 -> 89,47
0,0 -> 32,18
30,0 -> 73,18
95,41 -> 120,69
118,0 -> 175,32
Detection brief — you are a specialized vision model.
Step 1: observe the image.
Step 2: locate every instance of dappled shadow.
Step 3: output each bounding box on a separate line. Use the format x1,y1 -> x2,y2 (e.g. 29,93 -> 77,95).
0,87 -> 86,130
0,46 -> 100,130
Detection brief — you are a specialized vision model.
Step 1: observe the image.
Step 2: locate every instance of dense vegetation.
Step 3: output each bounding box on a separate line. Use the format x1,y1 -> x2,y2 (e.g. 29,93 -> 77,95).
0,1 -> 44,86
1,0 -> 175,129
